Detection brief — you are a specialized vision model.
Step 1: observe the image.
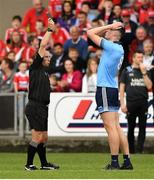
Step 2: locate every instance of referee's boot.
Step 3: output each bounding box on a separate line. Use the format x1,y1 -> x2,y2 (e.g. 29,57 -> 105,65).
104,163 -> 120,170
120,162 -> 133,170
25,164 -> 38,171
40,162 -> 60,170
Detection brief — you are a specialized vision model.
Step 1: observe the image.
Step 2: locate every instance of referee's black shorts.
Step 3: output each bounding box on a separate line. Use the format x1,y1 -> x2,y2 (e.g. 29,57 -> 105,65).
95,87 -> 120,114
25,100 -> 48,131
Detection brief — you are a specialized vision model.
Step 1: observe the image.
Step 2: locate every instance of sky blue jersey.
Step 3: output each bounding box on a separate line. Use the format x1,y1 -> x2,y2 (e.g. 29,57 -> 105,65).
97,38 -> 124,88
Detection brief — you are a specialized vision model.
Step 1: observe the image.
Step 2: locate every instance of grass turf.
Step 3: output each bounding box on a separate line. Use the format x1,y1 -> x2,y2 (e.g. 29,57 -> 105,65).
0,153 -> 154,179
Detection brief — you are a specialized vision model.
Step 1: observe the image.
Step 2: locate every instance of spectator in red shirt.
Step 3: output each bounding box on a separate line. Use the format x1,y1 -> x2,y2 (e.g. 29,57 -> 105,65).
51,19 -> 70,45
22,0 -> 48,33
6,30 -> 28,62
34,19 -> 46,38
49,74 -> 64,92
14,61 -> 29,92
58,58 -> 83,92
5,15 -> 27,44
138,0 -> 150,24
129,26 -> 149,63
0,39 -> 6,61
48,0 -> 62,19
75,0 -> 92,14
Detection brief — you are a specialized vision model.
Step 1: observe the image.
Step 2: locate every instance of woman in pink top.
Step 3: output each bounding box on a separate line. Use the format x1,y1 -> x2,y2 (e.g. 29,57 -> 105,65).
58,58 -> 83,92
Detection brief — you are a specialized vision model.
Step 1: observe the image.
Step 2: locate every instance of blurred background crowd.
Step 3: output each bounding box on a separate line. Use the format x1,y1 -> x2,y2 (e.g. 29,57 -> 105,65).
0,0 -> 153,94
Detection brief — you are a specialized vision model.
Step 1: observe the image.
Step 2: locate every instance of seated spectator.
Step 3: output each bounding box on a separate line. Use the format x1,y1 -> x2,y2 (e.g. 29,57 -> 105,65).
143,39 -> 154,70
22,0 -> 48,33
48,43 -> 66,78
5,15 -> 27,44
129,26 -> 149,63
0,39 -> 6,61
6,30 -> 28,62
57,1 -> 76,32
142,10 -> 154,38
26,36 -> 40,67
75,0 -> 92,14
49,74 -> 63,92
75,11 -> 92,40
51,19 -> 70,45
68,47 -> 85,72
14,62 -> 29,92
58,58 -> 83,92
81,1 -> 97,21
0,59 -> 14,93
108,4 -> 122,24
34,19 -> 46,38
64,26 -> 88,61
6,51 -> 16,62
48,0 -> 62,19
82,58 -> 98,93
96,0 -> 114,24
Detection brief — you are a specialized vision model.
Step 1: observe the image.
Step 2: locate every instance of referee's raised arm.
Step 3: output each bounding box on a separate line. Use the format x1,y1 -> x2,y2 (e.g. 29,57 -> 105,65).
38,18 -> 56,58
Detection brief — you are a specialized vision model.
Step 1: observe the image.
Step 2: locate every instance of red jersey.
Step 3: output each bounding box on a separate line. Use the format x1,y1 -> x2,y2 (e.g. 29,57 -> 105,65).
0,40 -> 6,60
22,8 -> 48,33
51,27 -> 70,45
14,71 -> 29,91
48,0 -> 62,18
5,28 -> 27,43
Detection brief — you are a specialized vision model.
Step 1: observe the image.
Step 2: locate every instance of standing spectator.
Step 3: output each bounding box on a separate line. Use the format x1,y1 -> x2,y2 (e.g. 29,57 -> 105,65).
57,1 -> 76,32
120,50 -> 152,153
5,15 -> 27,44
64,26 -> 88,61
22,0 -> 48,33
51,19 -> 70,45
142,10 -> 154,38
75,11 -> 92,40
82,58 -> 98,93
120,9 -> 138,69
0,40 -> 6,61
129,26 -> 149,63
68,47 -> 85,72
48,0 -> 62,19
48,43 -> 66,78
143,39 -> 154,71
0,59 -> 14,93
58,59 -> 83,92
96,0 -> 114,24
14,62 -> 29,92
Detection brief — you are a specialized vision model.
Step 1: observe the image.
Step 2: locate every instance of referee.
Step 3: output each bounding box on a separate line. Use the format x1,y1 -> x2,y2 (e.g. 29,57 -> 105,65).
25,18 -> 59,171
87,22 -> 133,170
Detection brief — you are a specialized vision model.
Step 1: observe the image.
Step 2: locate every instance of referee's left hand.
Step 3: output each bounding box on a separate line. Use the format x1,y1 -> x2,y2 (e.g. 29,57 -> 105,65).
48,18 -> 56,32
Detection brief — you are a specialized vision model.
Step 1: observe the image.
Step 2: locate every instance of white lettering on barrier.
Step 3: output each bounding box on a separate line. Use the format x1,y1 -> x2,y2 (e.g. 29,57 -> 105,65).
48,93 -> 154,136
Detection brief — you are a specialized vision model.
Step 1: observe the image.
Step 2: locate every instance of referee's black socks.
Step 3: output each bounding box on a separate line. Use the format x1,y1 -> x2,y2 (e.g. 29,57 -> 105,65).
123,154 -> 131,165
111,155 -> 119,167
37,143 -> 48,166
26,141 -> 38,166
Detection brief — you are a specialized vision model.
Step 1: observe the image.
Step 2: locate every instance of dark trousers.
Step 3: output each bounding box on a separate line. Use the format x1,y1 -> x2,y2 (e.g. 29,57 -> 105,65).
127,100 -> 148,153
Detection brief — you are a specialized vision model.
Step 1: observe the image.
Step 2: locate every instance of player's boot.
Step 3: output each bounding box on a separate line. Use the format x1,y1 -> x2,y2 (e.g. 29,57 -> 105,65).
25,164 -> 38,171
40,162 -> 60,170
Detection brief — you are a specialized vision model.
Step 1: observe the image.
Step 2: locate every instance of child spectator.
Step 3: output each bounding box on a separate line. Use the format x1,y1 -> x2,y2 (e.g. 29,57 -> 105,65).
14,62 -> 29,92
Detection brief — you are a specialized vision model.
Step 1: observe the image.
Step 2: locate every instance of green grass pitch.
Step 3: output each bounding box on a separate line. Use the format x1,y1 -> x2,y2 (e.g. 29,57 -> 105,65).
0,153 -> 154,179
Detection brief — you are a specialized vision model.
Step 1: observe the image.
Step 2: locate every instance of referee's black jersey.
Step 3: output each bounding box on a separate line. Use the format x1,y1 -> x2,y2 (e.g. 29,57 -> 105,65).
28,53 -> 51,105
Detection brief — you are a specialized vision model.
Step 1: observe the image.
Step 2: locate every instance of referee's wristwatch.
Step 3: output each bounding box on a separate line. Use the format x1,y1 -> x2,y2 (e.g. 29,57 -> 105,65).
47,28 -> 53,32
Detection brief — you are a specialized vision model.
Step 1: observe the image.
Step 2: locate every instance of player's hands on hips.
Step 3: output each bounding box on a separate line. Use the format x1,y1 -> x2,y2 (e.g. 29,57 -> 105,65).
111,22 -> 124,30
48,18 -> 56,32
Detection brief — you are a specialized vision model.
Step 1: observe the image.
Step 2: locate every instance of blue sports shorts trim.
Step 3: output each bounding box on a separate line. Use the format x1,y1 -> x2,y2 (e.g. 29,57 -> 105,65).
95,86 -> 120,114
